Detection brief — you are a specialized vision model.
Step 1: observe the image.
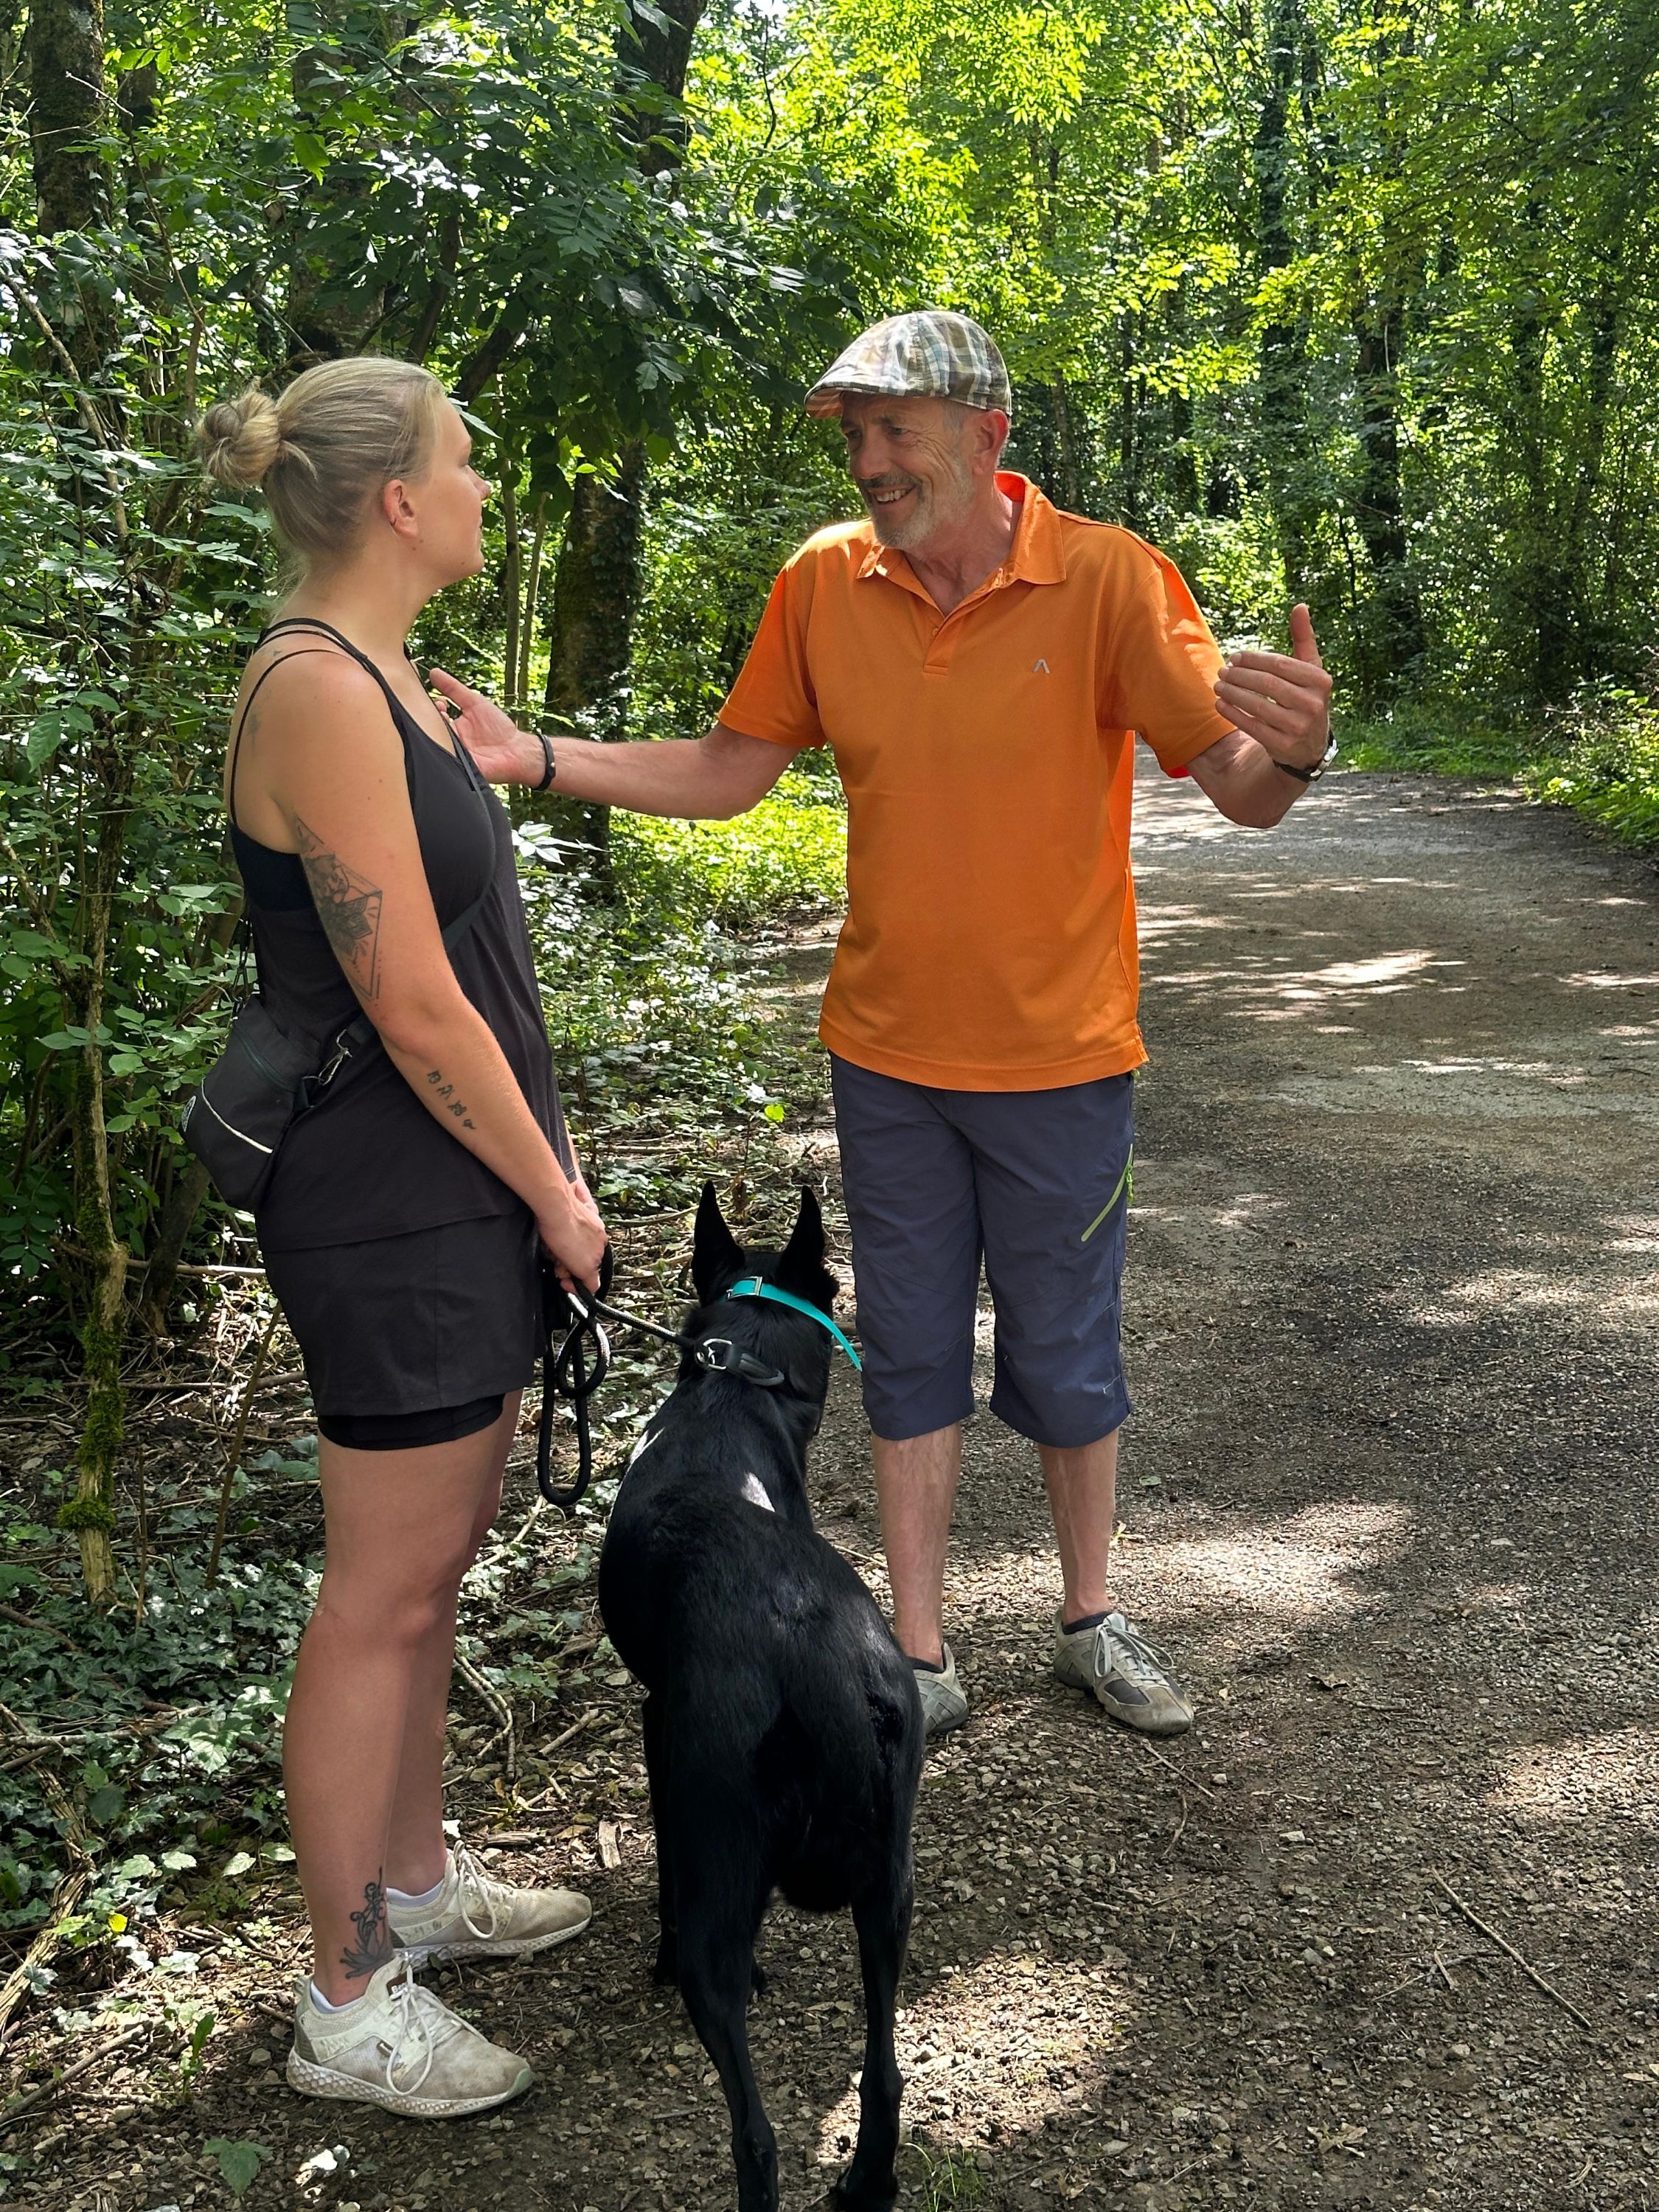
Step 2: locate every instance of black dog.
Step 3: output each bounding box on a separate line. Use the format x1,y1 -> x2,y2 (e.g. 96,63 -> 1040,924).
598,1184 -> 925,2212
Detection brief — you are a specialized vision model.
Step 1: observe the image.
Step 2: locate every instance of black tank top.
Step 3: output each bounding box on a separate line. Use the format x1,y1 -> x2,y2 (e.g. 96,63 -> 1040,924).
229,617 -> 572,1253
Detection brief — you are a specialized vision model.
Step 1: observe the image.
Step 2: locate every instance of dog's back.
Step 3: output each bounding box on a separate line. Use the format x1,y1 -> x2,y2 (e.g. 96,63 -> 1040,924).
605,1452 -> 919,1910
597,1186 -> 922,2212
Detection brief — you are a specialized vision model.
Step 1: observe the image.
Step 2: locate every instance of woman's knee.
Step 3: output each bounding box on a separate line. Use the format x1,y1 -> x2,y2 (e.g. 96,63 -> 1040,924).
313,1554 -> 468,1651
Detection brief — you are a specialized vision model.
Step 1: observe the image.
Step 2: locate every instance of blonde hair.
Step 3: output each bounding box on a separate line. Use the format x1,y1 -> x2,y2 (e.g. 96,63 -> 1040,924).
195,357 -> 450,568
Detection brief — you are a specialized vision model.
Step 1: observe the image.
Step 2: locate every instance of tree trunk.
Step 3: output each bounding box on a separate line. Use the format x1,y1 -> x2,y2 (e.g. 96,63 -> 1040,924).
501,455 -> 522,713
1051,375 -> 1083,512
1118,316 -> 1144,531
27,0 -> 133,1606
59,919 -> 126,1607
1509,220 -> 1568,706
1253,0 -> 1314,597
1352,297 -> 1425,712
538,0 -> 708,888
27,0 -> 111,236
543,449 -> 647,891
282,1 -> 394,362
518,494 -> 549,713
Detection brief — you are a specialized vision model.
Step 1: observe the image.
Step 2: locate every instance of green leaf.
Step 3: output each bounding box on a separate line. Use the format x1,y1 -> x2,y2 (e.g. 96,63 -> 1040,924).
87,1785 -> 127,1828
204,2141 -> 270,2199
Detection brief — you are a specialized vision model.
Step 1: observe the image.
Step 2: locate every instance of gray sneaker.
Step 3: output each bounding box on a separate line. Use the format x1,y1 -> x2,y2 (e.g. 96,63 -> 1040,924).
386,1843 -> 591,1969
287,1956 -> 533,2118
1053,1610 -> 1193,1736
911,1642 -> 969,1739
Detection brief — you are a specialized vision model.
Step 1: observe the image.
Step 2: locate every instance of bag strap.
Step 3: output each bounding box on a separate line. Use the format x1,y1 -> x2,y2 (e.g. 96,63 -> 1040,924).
232,617 -> 487,824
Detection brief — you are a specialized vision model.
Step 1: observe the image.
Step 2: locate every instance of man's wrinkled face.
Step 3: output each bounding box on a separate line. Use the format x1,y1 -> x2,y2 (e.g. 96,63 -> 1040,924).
838,393 -> 981,551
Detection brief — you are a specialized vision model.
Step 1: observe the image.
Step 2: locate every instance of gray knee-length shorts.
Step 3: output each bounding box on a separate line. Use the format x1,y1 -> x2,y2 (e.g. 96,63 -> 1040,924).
830,1055 -> 1135,1449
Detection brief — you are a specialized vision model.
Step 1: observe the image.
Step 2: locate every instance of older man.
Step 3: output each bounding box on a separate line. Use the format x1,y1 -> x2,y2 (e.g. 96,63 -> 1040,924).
435,310 -> 1334,1739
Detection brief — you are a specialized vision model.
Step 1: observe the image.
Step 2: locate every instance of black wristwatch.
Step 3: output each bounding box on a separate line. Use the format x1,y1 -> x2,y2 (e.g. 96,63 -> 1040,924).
1276,732 -> 1338,784
533,730 -> 556,790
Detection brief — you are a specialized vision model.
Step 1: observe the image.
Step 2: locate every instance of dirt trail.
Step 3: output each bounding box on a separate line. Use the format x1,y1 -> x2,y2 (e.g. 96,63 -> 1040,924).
855,762 -> 1659,2211
27,766 -> 1659,2212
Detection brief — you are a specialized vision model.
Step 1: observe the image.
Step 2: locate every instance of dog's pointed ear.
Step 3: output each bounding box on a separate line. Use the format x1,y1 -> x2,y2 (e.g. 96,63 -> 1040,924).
692,1180 -> 743,1302
777,1186 -> 827,1289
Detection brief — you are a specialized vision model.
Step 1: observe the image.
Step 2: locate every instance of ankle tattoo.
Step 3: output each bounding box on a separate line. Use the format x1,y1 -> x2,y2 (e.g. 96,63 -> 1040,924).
340,1869 -> 392,1981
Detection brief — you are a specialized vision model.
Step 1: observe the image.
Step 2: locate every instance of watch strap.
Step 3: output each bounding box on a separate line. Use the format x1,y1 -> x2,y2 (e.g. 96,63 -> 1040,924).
1276,733 -> 1337,784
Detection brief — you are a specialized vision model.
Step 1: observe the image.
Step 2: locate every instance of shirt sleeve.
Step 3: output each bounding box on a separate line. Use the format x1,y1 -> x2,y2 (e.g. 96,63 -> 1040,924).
718,557 -> 826,751
1099,537 -> 1237,777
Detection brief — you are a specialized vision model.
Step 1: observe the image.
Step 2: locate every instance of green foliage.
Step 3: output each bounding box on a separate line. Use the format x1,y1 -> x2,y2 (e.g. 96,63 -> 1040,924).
1526,686 -> 1659,849
203,2140 -> 271,2197
905,2140 -> 988,2208
615,782 -> 846,926
1343,681 -> 1659,852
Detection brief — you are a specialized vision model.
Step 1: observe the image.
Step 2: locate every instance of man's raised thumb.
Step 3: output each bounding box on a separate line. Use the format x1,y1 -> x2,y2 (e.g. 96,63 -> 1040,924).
1289,602 -> 1324,667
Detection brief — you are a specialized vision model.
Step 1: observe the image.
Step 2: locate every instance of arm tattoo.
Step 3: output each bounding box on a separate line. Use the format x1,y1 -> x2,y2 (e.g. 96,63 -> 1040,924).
293,816 -> 384,1001
426,1068 -> 478,1131
339,1869 -> 393,1981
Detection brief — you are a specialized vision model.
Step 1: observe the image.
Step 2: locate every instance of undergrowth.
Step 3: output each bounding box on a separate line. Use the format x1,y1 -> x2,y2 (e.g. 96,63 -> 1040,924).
0,784 -> 845,2032
1343,684 -> 1659,853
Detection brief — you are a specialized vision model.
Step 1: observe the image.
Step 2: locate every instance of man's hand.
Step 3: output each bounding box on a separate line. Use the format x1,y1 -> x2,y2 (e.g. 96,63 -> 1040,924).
1212,604 -> 1332,773
428,668 -> 547,785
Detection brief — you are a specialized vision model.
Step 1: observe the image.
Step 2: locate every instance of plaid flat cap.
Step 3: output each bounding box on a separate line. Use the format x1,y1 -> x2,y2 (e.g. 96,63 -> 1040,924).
804,310 -> 1013,420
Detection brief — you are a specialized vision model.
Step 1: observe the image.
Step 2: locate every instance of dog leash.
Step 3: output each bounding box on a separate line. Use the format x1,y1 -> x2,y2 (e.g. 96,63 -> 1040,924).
535,1262 -> 860,1510
536,1261 -> 789,1510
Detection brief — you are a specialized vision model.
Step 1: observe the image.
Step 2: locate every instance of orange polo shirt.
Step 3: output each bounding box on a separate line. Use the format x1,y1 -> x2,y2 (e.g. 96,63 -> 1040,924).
720,473 -> 1235,1091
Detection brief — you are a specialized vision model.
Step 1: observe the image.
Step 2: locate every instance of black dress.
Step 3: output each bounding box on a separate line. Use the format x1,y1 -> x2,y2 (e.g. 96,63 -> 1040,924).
229,619 -> 572,1436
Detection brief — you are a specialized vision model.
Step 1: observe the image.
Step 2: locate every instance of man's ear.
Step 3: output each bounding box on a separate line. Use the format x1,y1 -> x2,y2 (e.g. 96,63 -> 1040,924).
692,1180 -> 743,1303
776,1186 -> 827,1289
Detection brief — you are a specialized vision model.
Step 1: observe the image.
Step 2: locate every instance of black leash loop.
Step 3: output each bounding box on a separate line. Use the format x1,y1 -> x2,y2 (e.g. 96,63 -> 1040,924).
535,1253 -> 789,1511
535,1244 -> 615,1510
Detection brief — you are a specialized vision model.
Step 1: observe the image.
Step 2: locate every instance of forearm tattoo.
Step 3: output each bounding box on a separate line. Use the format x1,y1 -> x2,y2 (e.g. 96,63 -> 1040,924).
340,1869 -> 393,1981
425,1067 -> 478,1132
294,817 -> 384,1001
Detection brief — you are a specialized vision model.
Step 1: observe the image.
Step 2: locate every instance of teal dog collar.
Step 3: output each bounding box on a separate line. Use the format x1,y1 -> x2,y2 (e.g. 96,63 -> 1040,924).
727,1278 -> 863,1372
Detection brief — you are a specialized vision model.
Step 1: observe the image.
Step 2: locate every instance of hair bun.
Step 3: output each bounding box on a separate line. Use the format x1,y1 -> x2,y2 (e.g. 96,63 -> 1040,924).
196,386 -> 285,488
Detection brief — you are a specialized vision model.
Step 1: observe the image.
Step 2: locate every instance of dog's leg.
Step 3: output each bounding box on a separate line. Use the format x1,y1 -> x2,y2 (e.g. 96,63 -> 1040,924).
676,1848 -> 777,2212
641,1694 -> 678,1985
835,1872 -> 914,2211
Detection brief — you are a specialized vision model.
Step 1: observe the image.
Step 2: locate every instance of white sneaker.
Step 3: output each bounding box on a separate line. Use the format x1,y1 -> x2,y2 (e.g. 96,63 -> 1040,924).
286,1956 -> 532,2118
386,1843 -> 591,1969
1053,1609 -> 1194,1735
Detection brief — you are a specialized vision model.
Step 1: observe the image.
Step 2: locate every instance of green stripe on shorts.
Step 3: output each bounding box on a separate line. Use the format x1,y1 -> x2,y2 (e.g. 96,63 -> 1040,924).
1080,1147 -> 1133,1245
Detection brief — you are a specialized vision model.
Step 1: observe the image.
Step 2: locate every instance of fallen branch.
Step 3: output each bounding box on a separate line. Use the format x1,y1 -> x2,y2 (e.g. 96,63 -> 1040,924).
1432,1871 -> 1599,2039
0,1874 -> 90,2037
456,1652 -> 516,1787
1,2020 -> 150,2123
1134,1736 -> 1224,1806
207,1303 -> 282,1583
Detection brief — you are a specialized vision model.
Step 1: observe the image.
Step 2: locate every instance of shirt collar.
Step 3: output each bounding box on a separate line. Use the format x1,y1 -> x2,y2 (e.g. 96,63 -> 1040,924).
855,473 -> 1068,591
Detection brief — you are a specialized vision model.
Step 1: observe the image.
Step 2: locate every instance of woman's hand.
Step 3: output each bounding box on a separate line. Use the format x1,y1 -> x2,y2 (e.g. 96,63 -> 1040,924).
428,669 -> 546,787
538,1173 -> 608,1296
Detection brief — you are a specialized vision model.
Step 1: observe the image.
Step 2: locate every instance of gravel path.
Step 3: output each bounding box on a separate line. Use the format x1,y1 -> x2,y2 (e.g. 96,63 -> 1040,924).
871,761 -> 1659,2210
22,763 -> 1659,2212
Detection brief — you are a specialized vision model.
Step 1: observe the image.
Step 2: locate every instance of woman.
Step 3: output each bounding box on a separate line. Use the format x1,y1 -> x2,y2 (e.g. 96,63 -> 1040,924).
198,358 -> 606,2118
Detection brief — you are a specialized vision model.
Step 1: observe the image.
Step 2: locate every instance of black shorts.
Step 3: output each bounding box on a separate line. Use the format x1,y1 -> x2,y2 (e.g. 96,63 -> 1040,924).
264,1211 -> 542,1453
